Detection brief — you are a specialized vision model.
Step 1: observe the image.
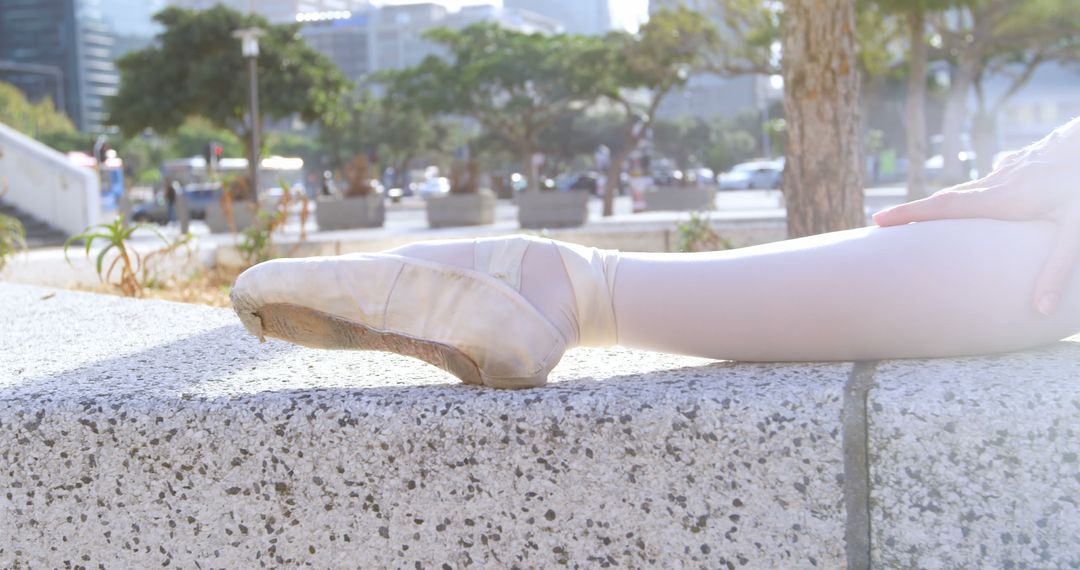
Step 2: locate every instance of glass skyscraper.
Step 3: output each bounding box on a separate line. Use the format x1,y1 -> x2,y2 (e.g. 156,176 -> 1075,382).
0,0 -> 120,131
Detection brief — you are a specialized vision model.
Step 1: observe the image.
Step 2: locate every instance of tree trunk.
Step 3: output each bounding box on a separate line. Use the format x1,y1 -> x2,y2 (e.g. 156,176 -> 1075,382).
940,58 -> 977,184
905,9 -> 928,201
397,156 -> 413,189
781,0 -> 864,238
971,109 -> 996,178
603,145 -> 633,217
522,147 -> 540,193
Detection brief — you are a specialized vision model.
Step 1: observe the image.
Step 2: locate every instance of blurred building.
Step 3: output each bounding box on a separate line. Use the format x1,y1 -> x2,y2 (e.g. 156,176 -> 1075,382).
985,62 -> 1080,152
298,2 -> 562,86
0,0 -> 167,132
647,0 -> 774,123
0,0 -> 118,131
166,0 -> 368,24
502,0 -> 613,35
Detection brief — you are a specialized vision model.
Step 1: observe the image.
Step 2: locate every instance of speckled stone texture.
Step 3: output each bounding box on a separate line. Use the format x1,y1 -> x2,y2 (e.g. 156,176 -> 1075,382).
869,346 -> 1080,569
0,284 -> 848,569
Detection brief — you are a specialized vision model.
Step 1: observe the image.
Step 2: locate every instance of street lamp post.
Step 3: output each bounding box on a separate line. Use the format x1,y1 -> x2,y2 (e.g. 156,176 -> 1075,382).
232,27 -> 264,203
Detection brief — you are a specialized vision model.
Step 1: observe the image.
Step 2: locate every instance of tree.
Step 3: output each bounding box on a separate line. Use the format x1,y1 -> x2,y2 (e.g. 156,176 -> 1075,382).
108,6 -> 349,189
0,81 -> 75,138
781,0 -> 864,237
968,2 -> 1080,177
930,0 -> 1080,183
867,0 -> 957,200
385,23 -> 612,193
318,91 -> 455,188
696,0 -> 783,76
652,117 -> 713,172
595,7 -> 720,215
168,117 -> 245,158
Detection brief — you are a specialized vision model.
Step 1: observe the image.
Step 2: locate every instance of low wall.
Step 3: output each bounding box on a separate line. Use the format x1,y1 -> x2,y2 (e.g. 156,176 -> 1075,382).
0,122 -> 100,235
1,283 -> 1077,568
216,217 -> 789,270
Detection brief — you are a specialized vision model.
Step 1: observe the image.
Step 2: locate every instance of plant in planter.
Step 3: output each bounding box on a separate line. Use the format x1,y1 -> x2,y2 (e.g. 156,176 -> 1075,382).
316,154 -> 386,230
675,211 -> 732,252
426,159 -> 496,228
205,175 -> 261,234
644,173 -> 717,212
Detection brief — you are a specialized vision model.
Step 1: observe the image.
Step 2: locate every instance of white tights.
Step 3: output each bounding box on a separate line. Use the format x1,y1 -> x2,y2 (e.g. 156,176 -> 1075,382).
393,219 -> 1080,362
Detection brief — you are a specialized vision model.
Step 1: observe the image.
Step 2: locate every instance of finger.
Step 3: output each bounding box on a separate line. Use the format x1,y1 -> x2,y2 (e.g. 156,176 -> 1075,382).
873,188 -> 1002,227
1033,218 -> 1080,316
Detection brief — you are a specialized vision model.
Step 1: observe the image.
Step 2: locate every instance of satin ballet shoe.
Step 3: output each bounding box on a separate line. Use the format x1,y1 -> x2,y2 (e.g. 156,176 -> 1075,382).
230,236 -> 619,389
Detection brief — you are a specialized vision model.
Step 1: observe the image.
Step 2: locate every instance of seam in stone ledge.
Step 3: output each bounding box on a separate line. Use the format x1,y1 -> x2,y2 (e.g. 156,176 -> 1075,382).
843,360 -> 878,570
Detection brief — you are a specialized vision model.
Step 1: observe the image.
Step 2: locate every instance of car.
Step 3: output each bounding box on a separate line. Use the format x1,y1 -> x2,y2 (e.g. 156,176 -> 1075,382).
555,172 -> 600,193
416,177 -> 451,199
131,182 -> 220,224
719,159 -> 784,190
924,151 -> 976,182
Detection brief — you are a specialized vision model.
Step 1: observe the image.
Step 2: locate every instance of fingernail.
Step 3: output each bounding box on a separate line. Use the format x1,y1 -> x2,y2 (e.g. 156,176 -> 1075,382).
1038,292 -> 1060,316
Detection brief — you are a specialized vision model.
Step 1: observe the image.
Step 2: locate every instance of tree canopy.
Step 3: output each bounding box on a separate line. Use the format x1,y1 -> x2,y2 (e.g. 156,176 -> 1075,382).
108,6 -> 349,142
384,22 -> 612,191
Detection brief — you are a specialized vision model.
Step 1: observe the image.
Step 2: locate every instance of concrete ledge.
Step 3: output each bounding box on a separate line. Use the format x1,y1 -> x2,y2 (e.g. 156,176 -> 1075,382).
1,283 -> 1078,568
869,352 -> 1080,568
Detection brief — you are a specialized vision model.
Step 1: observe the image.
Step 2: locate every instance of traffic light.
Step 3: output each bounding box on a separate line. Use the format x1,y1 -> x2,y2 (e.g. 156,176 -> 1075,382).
205,141 -> 223,170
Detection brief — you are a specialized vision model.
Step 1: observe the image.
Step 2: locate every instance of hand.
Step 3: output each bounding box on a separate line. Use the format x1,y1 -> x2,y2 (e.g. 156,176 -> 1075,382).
873,117 -> 1080,315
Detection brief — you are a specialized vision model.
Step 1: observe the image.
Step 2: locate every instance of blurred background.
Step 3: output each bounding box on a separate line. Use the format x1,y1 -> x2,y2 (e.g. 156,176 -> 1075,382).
0,0 -> 1077,302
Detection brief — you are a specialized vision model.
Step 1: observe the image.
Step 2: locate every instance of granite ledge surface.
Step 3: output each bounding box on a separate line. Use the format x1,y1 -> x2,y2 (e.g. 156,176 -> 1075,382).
1,283 -> 1078,569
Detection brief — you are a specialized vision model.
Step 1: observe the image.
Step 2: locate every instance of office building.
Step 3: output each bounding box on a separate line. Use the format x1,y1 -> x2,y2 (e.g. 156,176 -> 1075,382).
502,0 -> 613,35
648,0 -> 772,121
0,0 -> 119,131
167,0 -> 367,24
299,2 -> 562,88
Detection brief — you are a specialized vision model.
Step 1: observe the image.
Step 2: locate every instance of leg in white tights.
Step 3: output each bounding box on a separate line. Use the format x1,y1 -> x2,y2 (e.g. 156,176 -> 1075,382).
613,219 -> 1080,361
391,219 -> 1079,362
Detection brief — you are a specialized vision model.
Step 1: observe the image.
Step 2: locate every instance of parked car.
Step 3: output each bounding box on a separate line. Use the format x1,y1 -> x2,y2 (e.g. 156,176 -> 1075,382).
555,172 -> 600,193
924,151 -> 976,182
131,182 -> 220,224
416,177 -> 451,199
719,159 -> 784,190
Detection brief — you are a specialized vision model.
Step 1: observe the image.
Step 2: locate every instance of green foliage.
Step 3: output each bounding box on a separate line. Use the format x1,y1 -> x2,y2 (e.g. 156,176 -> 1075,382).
600,8 -> 719,98
0,82 -> 75,138
237,211 -> 285,266
169,117 -> 245,158
64,217 -> 171,297
693,0 -> 782,76
383,22 -> 613,190
0,213 -> 26,272
318,91 -> 453,176
35,130 -> 98,153
595,7 -> 720,211
675,211 -> 732,253
108,6 -> 349,141
653,117 -> 714,170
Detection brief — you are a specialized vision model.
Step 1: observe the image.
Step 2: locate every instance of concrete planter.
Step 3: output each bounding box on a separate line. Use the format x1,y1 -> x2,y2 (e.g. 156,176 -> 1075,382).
516,191 -> 589,229
205,200 -> 261,234
426,189 -> 496,228
315,195 -> 385,230
643,186 -> 717,212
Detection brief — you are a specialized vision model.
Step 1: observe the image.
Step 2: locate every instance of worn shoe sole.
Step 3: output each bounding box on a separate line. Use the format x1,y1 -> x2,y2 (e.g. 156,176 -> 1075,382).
236,297 -> 549,389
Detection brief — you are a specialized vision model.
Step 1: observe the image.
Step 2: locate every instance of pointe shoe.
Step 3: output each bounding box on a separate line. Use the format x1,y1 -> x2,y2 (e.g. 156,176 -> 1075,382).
230,236 -> 619,389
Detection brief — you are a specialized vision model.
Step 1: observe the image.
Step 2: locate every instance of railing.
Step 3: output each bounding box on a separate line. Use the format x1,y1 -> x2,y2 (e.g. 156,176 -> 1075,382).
0,122 -> 100,235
